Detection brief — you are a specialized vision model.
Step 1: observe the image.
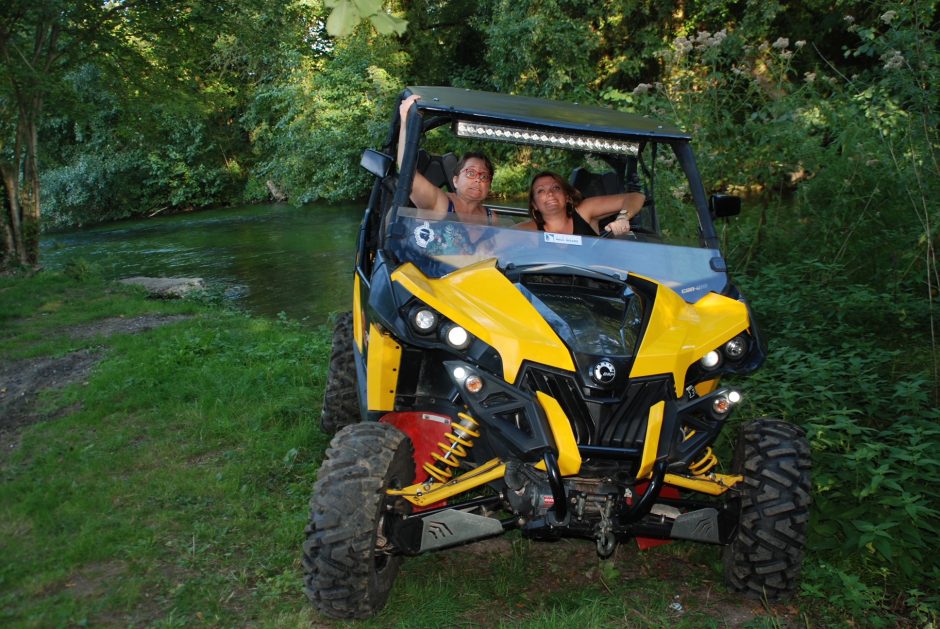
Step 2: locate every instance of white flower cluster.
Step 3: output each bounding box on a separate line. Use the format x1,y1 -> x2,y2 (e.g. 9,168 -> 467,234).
881,49 -> 905,70
673,36 -> 693,56
880,10 -> 897,24
632,83 -> 654,95
693,29 -> 728,49
804,72 -> 816,83
771,37 -> 789,50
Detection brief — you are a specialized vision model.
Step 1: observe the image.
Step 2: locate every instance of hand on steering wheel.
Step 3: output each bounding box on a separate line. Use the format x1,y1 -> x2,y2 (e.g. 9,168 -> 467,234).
602,215 -> 636,240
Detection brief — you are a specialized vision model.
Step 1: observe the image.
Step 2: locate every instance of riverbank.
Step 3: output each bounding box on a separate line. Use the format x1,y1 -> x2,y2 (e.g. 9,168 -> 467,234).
39,202 -> 360,325
2,271 -> 821,627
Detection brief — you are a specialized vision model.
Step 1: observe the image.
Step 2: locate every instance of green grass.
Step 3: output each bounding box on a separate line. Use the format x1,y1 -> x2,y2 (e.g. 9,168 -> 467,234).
1,272 -> 331,626
1,271 -> 929,627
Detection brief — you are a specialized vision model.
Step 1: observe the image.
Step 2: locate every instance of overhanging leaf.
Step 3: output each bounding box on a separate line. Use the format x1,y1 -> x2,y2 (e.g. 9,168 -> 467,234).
353,0 -> 383,15
325,2 -> 358,37
369,12 -> 407,36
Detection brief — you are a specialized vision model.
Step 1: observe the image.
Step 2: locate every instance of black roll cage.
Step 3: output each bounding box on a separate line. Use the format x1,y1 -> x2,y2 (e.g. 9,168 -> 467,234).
380,89 -> 722,263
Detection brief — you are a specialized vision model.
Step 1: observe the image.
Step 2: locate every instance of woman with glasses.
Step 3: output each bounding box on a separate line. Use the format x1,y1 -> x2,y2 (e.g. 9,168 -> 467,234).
398,94 -> 497,226
517,171 -> 644,237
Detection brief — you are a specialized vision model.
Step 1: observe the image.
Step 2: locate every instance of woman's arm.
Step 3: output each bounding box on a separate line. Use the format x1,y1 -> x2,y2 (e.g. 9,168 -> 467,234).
578,192 -> 645,235
578,192 -> 645,221
398,95 -> 449,215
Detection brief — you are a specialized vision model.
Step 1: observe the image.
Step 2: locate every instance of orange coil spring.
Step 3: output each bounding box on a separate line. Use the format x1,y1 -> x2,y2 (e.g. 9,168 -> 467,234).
689,447 -> 718,475
423,412 -> 481,483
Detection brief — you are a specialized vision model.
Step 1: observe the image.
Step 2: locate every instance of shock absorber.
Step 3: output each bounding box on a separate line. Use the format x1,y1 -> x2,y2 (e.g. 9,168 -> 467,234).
423,412 -> 481,483
683,428 -> 719,476
689,447 -> 718,475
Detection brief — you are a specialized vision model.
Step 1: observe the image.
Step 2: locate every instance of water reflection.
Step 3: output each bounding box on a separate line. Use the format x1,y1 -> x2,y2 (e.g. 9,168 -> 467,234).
41,203 -> 361,326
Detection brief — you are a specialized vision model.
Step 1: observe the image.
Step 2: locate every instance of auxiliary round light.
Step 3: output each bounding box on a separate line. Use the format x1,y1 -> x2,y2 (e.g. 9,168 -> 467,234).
723,336 -> 747,360
465,375 -> 484,394
452,366 -> 468,382
713,396 -> 732,414
700,350 -> 721,369
728,390 -> 742,404
445,325 -> 471,350
412,308 -> 438,333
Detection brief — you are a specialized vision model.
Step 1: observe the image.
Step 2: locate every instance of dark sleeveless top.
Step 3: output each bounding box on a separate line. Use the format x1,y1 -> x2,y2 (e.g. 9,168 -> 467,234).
447,199 -> 495,225
538,211 -> 597,236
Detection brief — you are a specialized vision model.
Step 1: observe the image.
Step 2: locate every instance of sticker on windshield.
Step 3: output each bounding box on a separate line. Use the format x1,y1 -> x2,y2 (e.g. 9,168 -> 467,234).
544,233 -> 582,246
414,221 -> 434,248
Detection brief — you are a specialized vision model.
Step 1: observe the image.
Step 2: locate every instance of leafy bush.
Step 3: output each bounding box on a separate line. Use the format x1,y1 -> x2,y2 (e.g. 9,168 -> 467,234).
731,259 -> 939,621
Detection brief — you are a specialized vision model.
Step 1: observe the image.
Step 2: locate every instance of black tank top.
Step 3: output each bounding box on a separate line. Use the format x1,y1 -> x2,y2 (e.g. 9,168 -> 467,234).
539,211 -> 597,236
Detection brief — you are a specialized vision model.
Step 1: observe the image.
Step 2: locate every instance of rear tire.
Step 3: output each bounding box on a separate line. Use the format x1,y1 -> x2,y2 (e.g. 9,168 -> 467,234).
722,418 -> 812,600
302,422 -> 414,619
320,312 -> 359,435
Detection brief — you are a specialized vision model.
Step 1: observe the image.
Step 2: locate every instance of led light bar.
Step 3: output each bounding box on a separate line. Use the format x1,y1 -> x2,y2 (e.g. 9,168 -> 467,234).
456,121 -> 639,155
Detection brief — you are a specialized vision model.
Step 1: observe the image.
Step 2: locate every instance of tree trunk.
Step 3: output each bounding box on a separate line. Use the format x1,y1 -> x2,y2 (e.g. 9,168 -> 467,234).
0,162 -> 26,267
18,98 -> 42,266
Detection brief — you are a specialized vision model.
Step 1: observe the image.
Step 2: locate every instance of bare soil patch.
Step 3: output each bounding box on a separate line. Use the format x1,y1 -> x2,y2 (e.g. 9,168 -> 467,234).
66,314 -> 192,340
0,314 -> 191,461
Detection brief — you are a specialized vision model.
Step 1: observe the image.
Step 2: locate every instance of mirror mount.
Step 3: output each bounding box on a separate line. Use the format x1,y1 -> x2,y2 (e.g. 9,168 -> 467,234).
709,194 -> 741,218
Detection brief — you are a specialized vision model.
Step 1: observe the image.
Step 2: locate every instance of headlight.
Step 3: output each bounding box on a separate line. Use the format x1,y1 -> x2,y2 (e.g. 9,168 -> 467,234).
409,305 -> 439,334
442,323 -> 472,350
700,350 -> 721,369
723,335 -> 747,360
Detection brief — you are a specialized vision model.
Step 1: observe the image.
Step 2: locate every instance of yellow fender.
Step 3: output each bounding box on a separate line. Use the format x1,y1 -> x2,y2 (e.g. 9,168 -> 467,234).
391,260 -> 575,383
630,277 -> 750,397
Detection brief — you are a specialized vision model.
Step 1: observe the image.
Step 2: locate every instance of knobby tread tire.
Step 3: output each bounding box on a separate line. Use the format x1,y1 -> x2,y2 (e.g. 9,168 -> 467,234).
722,418 -> 812,600
319,312 -> 359,435
302,422 -> 414,619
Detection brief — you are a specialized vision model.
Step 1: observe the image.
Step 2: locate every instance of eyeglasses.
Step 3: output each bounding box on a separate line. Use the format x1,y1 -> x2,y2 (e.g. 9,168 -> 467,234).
460,167 -> 492,183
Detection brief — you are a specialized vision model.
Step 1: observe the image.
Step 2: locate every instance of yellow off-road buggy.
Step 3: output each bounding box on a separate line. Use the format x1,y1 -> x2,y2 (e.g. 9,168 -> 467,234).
304,87 -> 811,619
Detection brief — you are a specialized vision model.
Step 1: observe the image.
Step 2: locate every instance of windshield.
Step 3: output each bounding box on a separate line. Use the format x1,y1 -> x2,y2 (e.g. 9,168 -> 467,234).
387,208 -> 727,303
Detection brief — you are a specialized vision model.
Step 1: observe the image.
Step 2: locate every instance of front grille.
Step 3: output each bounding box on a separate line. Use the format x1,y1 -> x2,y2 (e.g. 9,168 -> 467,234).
520,366 -> 670,449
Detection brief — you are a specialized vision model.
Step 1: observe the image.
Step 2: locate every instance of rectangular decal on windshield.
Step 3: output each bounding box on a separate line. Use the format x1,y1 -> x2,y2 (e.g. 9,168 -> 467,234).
544,233 -> 583,246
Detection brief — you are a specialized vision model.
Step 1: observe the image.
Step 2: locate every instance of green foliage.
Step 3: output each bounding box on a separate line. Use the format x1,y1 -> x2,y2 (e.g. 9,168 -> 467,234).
247,29 -> 406,203
484,0 -> 599,99
730,258 -> 939,622
62,258 -> 98,282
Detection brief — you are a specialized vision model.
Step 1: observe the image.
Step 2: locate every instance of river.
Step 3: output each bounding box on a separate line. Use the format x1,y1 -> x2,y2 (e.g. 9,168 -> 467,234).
41,203 -> 362,326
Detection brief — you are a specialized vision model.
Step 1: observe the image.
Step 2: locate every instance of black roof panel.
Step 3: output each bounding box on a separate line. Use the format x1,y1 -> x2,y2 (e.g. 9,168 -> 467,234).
408,86 -> 690,141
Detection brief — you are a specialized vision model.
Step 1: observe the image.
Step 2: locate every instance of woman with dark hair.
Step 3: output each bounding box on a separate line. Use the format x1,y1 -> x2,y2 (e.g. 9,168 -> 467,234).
517,171 -> 644,236
398,94 -> 496,225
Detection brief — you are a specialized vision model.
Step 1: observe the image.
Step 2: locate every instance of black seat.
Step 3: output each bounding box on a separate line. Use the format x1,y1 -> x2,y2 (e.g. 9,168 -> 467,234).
417,150 -> 459,192
569,167 -> 622,198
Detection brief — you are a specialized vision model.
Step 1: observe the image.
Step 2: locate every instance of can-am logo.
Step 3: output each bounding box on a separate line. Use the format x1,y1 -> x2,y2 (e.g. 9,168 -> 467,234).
591,360 -> 616,385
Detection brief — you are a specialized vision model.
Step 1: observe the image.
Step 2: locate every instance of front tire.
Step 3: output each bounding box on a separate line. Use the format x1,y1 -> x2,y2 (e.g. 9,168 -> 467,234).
722,418 -> 812,600
303,422 -> 414,619
319,312 -> 359,435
